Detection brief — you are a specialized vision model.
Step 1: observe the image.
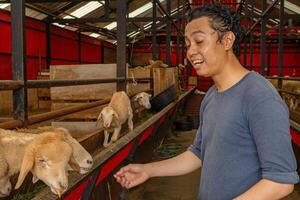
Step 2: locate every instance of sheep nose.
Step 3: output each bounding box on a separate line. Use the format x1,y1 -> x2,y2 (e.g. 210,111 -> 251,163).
7,185 -> 11,192
87,159 -> 93,165
59,182 -> 67,191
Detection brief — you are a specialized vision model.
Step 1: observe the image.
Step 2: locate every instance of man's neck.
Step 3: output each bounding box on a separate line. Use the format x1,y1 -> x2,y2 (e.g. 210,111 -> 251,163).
213,54 -> 249,92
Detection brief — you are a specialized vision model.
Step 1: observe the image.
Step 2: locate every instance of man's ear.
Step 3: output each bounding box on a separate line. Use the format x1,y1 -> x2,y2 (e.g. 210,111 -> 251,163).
222,31 -> 235,51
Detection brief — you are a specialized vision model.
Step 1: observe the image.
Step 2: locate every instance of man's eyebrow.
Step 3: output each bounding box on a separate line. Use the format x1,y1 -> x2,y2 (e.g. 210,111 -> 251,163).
185,30 -> 206,39
191,30 -> 206,36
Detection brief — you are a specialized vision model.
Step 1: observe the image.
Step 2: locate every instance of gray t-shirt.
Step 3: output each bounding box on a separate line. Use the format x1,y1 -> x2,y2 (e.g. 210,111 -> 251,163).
188,71 -> 299,200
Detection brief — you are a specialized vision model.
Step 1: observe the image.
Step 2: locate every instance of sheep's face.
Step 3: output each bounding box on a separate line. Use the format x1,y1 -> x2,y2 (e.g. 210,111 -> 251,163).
53,128 -> 93,174
0,177 -> 11,197
32,141 -> 72,197
99,107 -> 117,128
134,92 -> 152,109
67,136 -> 93,174
0,154 -> 12,197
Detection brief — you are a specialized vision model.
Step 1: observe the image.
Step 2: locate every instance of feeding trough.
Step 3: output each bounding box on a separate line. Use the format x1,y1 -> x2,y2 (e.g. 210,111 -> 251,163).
150,84 -> 177,112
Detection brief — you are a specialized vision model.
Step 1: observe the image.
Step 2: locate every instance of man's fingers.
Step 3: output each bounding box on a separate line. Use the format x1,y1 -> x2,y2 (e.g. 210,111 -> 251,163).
114,164 -> 134,176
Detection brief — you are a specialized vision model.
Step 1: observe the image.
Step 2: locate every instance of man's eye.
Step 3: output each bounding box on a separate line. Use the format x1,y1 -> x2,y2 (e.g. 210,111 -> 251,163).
196,41 -> 203,45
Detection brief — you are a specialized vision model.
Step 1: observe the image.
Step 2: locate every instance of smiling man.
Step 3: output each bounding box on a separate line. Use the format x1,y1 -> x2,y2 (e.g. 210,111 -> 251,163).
114,4 -> 299,200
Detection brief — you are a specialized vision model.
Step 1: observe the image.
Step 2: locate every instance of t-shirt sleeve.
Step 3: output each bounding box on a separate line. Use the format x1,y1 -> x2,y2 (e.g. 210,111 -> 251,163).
248,97 -> 299,184
188,127 -> 202,160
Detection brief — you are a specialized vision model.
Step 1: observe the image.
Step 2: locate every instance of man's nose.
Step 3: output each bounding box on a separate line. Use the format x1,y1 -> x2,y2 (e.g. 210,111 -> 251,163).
188,45 -> 198,55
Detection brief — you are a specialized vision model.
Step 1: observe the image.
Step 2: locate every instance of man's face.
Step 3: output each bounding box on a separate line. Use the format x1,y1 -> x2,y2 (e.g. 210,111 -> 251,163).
185,17 -> 227,77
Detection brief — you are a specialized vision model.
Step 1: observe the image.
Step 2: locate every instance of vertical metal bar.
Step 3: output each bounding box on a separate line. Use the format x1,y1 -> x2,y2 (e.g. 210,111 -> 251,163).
127,45 -> 132,66
11,0 -> 28,126
250,3 -> 254,71
104,0 -> 109,19
152,0 -> 157,61
243,0 -> 248,68
116,0 -> 127,91
46,22 -> 51,68
278,0 -> 284,94
182,0 -> 188,65
176,0 -> 180,66
78,32 -> 82,64
166,0 -> 171,66
101,41 -> 104,63
267,43 -> 271,75
278,0 -> 284,77
260,0 -> 266,75
243,43 -> 247,68
158,43 -> 161,60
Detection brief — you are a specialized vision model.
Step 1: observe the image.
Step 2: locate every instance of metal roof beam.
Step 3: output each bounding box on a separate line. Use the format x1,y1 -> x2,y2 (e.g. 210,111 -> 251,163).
49,16 -> 166,24
1,0 -> 99,3
246,0 -> 279,36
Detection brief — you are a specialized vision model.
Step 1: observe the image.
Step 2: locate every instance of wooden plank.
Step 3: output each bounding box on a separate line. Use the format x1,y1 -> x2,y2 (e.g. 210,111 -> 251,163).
127,66 -> 151,96
50,64 -> 117,101
153,67 -> 176,96
131,52 -> 152,66
51,121 -> 101,139
38,100 -> 51,110
31,88 -> 195,200
37,75 -> 50,98
51,102 -> 105,120
0,89 -> 39,116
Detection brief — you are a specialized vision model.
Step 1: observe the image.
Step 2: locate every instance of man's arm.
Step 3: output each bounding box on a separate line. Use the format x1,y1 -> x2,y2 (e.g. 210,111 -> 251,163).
146,150 -> 201,177
234,179 -> 294,200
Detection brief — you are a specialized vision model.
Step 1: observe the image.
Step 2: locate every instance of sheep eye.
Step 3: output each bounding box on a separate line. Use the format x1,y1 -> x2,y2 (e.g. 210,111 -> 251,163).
37,157 -> 48,166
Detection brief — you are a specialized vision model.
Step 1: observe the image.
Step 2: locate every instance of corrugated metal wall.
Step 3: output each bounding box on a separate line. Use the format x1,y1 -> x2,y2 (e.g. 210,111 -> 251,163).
0,10 -> 116,80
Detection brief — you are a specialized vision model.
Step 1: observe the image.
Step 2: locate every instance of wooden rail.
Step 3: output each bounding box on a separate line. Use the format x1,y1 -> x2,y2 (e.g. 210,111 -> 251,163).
30,88 -> 195,200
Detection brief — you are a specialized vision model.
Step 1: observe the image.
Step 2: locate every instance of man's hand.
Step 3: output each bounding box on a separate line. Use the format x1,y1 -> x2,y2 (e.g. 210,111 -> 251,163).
114,164 -> 150,189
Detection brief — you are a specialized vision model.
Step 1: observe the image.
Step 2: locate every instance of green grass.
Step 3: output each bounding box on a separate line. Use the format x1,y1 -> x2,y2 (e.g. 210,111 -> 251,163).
11,184 -> 46,200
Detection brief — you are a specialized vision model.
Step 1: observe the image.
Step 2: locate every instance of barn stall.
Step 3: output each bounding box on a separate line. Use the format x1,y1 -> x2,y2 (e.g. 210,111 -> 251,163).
0,0 -> 299,199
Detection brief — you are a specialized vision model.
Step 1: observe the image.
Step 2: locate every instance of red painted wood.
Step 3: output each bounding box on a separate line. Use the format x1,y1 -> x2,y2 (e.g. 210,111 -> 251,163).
291,129 -> 300,147
0,10 -> 116,80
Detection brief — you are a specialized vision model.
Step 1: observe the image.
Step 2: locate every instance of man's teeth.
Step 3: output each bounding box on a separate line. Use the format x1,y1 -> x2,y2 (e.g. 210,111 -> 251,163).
193,60 -> 203,65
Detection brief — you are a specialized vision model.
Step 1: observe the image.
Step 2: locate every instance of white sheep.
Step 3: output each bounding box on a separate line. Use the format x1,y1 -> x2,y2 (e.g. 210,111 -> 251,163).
0,153 -> 11,197
97,91 -> 133,147
0,128 -> 80,198
54,128 -> 93,174
133,92 -> 152,110
14,127 -> 93,175
0,128 -> 93,198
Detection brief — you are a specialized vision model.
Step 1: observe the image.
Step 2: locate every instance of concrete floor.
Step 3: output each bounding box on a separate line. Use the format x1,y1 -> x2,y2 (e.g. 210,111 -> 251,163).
128,129 -> 300,200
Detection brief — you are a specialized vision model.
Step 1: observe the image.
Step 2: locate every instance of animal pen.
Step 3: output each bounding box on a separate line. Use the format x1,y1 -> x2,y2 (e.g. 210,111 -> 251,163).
0,0 -> 300,199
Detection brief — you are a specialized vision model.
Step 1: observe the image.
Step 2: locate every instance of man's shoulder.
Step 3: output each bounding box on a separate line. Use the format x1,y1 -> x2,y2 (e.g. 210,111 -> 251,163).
243,72 -> 285,110
244,72 -> 280,99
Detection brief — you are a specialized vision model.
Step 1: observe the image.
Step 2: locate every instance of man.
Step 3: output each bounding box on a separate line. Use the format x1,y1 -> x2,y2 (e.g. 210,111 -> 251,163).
114,4 -> 299,200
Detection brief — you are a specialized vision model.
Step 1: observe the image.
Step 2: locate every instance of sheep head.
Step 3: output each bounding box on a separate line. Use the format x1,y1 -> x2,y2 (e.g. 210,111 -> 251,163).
0,152 -> 11,197
54,128 -> 93,174
98,106 -> 120,129
134,92 -> 152,109
0,176 -> 11,197
15,131 -> 80,198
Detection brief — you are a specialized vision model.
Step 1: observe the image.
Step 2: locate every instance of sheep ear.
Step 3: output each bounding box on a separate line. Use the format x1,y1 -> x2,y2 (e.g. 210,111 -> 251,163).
32,175 -> 39,184
15,148 -> 35,189
112,112 -> 120,126
96,113 -> 103,127
133,95 -> 140,101
97,113 -> 102,121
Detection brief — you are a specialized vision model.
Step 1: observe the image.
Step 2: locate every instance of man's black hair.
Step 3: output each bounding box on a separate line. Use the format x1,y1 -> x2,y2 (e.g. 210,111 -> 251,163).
188,4 -> 244,57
